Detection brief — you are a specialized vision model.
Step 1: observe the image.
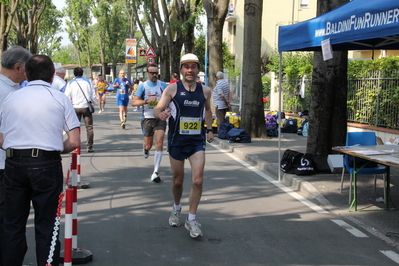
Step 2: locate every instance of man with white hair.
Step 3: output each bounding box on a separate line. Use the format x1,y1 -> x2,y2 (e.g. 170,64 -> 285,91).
0,45 -> 31,266
212,71 -> 230,131
52,67 -> 67,92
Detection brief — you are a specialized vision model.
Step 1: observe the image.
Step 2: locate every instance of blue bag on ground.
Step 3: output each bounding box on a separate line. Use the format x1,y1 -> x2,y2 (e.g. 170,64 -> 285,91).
281,118 -> 298,133
266,114 -> 278,137
227,128 -> 251,143
218,122 -> 234,139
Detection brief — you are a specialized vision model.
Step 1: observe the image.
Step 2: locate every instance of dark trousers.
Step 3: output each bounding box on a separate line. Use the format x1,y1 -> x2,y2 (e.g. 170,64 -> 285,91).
3,157 -> 63,266
215,106 -> 228,129
75,107 -> 94,149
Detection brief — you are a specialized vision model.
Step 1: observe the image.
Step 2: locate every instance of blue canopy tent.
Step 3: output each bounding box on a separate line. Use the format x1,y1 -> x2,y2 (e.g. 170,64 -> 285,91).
279,0 -> 399,52
276,0 -> 399,180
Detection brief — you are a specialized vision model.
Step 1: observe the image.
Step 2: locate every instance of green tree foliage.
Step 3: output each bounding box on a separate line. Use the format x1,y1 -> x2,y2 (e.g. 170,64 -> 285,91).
267,51 -> 313,112
51,44 -> 79,65
64,0 -> 94,66
267,51 -> 313,79
222,41 -> 234,72
8,0 -> 47,53
38,2 -> 63,56
348,57 -> 399,129
194,34 -> 235,74
92,0 -> 129,76
193,34 -> 205,70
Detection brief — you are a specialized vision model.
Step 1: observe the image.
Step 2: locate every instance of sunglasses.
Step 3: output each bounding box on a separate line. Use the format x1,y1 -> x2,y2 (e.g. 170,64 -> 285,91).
148,72 -> 158,75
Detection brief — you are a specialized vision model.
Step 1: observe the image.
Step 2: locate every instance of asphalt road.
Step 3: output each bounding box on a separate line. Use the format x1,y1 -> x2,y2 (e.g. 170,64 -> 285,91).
22,96 -> 399,266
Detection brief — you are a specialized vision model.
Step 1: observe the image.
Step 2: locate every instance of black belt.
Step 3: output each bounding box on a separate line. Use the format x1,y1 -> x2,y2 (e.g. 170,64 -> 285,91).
6,149 -> 60,159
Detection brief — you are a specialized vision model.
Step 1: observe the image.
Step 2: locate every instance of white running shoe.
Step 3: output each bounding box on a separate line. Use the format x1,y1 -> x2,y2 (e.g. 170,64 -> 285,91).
169,209 -> 181,227
98,110 -> 102,114
185,218 -> 203,238
151,172 -> 161,183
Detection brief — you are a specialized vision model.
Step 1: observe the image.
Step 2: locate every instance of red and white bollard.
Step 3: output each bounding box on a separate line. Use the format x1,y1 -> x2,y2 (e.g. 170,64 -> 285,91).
76,127 -> 90,189
63,189 -> 74,266
60,150 -> 92,264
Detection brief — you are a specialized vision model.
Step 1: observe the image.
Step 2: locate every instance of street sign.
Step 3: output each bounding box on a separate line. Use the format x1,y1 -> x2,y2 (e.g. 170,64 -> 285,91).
139,49 -> 146,56
146,56 -> 155,64
125,39 -> 137,63
146,47 -> 156,57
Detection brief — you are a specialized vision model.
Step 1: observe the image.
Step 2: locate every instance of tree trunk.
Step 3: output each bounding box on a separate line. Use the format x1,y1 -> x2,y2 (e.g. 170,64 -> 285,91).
306,0 -> 349,156
99,40 -> 106,78
0,0 -> 18,64
203,0 -> 229,88
307,51 -> 347,155
158,38 -> 170,81
240,0 -> 267,138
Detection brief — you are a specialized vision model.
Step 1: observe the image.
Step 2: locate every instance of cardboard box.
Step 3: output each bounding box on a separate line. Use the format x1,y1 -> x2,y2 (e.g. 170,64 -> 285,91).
327,154 -> 343,172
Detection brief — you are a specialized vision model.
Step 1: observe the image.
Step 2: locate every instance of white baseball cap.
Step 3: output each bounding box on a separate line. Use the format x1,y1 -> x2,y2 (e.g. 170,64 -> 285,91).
180,53 -> 199,65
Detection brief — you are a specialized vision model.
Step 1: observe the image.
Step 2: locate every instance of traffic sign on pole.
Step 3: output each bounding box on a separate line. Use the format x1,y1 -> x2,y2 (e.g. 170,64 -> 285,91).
139,49 -> 146,56
146,47 -> 156,57
146,56 -> 155,64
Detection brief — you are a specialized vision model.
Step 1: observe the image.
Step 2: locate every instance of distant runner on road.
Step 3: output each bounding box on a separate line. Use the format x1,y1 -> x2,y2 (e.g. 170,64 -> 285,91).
113,70 -> 133,129
132,64 -> 168,183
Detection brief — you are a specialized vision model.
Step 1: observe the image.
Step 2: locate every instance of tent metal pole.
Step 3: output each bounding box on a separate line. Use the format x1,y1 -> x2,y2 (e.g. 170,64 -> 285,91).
278,52 -> 282,182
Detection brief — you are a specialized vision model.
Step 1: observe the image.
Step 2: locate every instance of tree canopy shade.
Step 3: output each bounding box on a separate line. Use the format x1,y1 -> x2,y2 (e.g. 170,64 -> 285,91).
278,0 -> 399,52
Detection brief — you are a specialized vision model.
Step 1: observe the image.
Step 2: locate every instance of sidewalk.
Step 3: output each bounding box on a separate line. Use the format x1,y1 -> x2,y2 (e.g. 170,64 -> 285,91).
212,133 -> 399,248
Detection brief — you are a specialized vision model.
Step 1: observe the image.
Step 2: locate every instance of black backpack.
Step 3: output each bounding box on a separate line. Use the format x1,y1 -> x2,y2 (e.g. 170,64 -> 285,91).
227,128 -> 251,143
218,122 -> 234,139
280,149 -> 315,175
294,153 -> 315,175
281,119 -> 298,133
280,149 -> 303,174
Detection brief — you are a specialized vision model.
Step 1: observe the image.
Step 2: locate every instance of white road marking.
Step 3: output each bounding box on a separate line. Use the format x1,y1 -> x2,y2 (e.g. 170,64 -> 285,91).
330,219 -> 368,237
210,143 -> 328,214
380,250 -> 399,264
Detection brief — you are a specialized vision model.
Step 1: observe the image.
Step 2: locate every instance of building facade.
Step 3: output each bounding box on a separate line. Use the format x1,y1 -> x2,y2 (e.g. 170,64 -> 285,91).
223,0 -> 399,68
223,0 -> 317,68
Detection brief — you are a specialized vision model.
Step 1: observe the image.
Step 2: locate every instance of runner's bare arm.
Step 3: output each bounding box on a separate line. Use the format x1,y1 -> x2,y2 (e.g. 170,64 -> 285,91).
132,95 -> 146,107
203,85 -> 214,143
154,84 -> 177,121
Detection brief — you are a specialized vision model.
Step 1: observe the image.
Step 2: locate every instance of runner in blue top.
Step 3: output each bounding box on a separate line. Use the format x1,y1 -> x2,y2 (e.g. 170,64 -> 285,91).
112,70 -> 133,129
154,53 -> 214,239
132,64 -> 168,183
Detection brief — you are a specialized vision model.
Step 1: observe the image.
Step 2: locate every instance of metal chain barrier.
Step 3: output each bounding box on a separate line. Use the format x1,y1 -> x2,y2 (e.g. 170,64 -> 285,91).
45,156 -> 72,266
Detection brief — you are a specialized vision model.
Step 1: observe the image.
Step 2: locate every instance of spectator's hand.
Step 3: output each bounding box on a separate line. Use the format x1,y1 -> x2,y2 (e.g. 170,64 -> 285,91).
159,109 -> 171,121
147,96 -> 157,103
